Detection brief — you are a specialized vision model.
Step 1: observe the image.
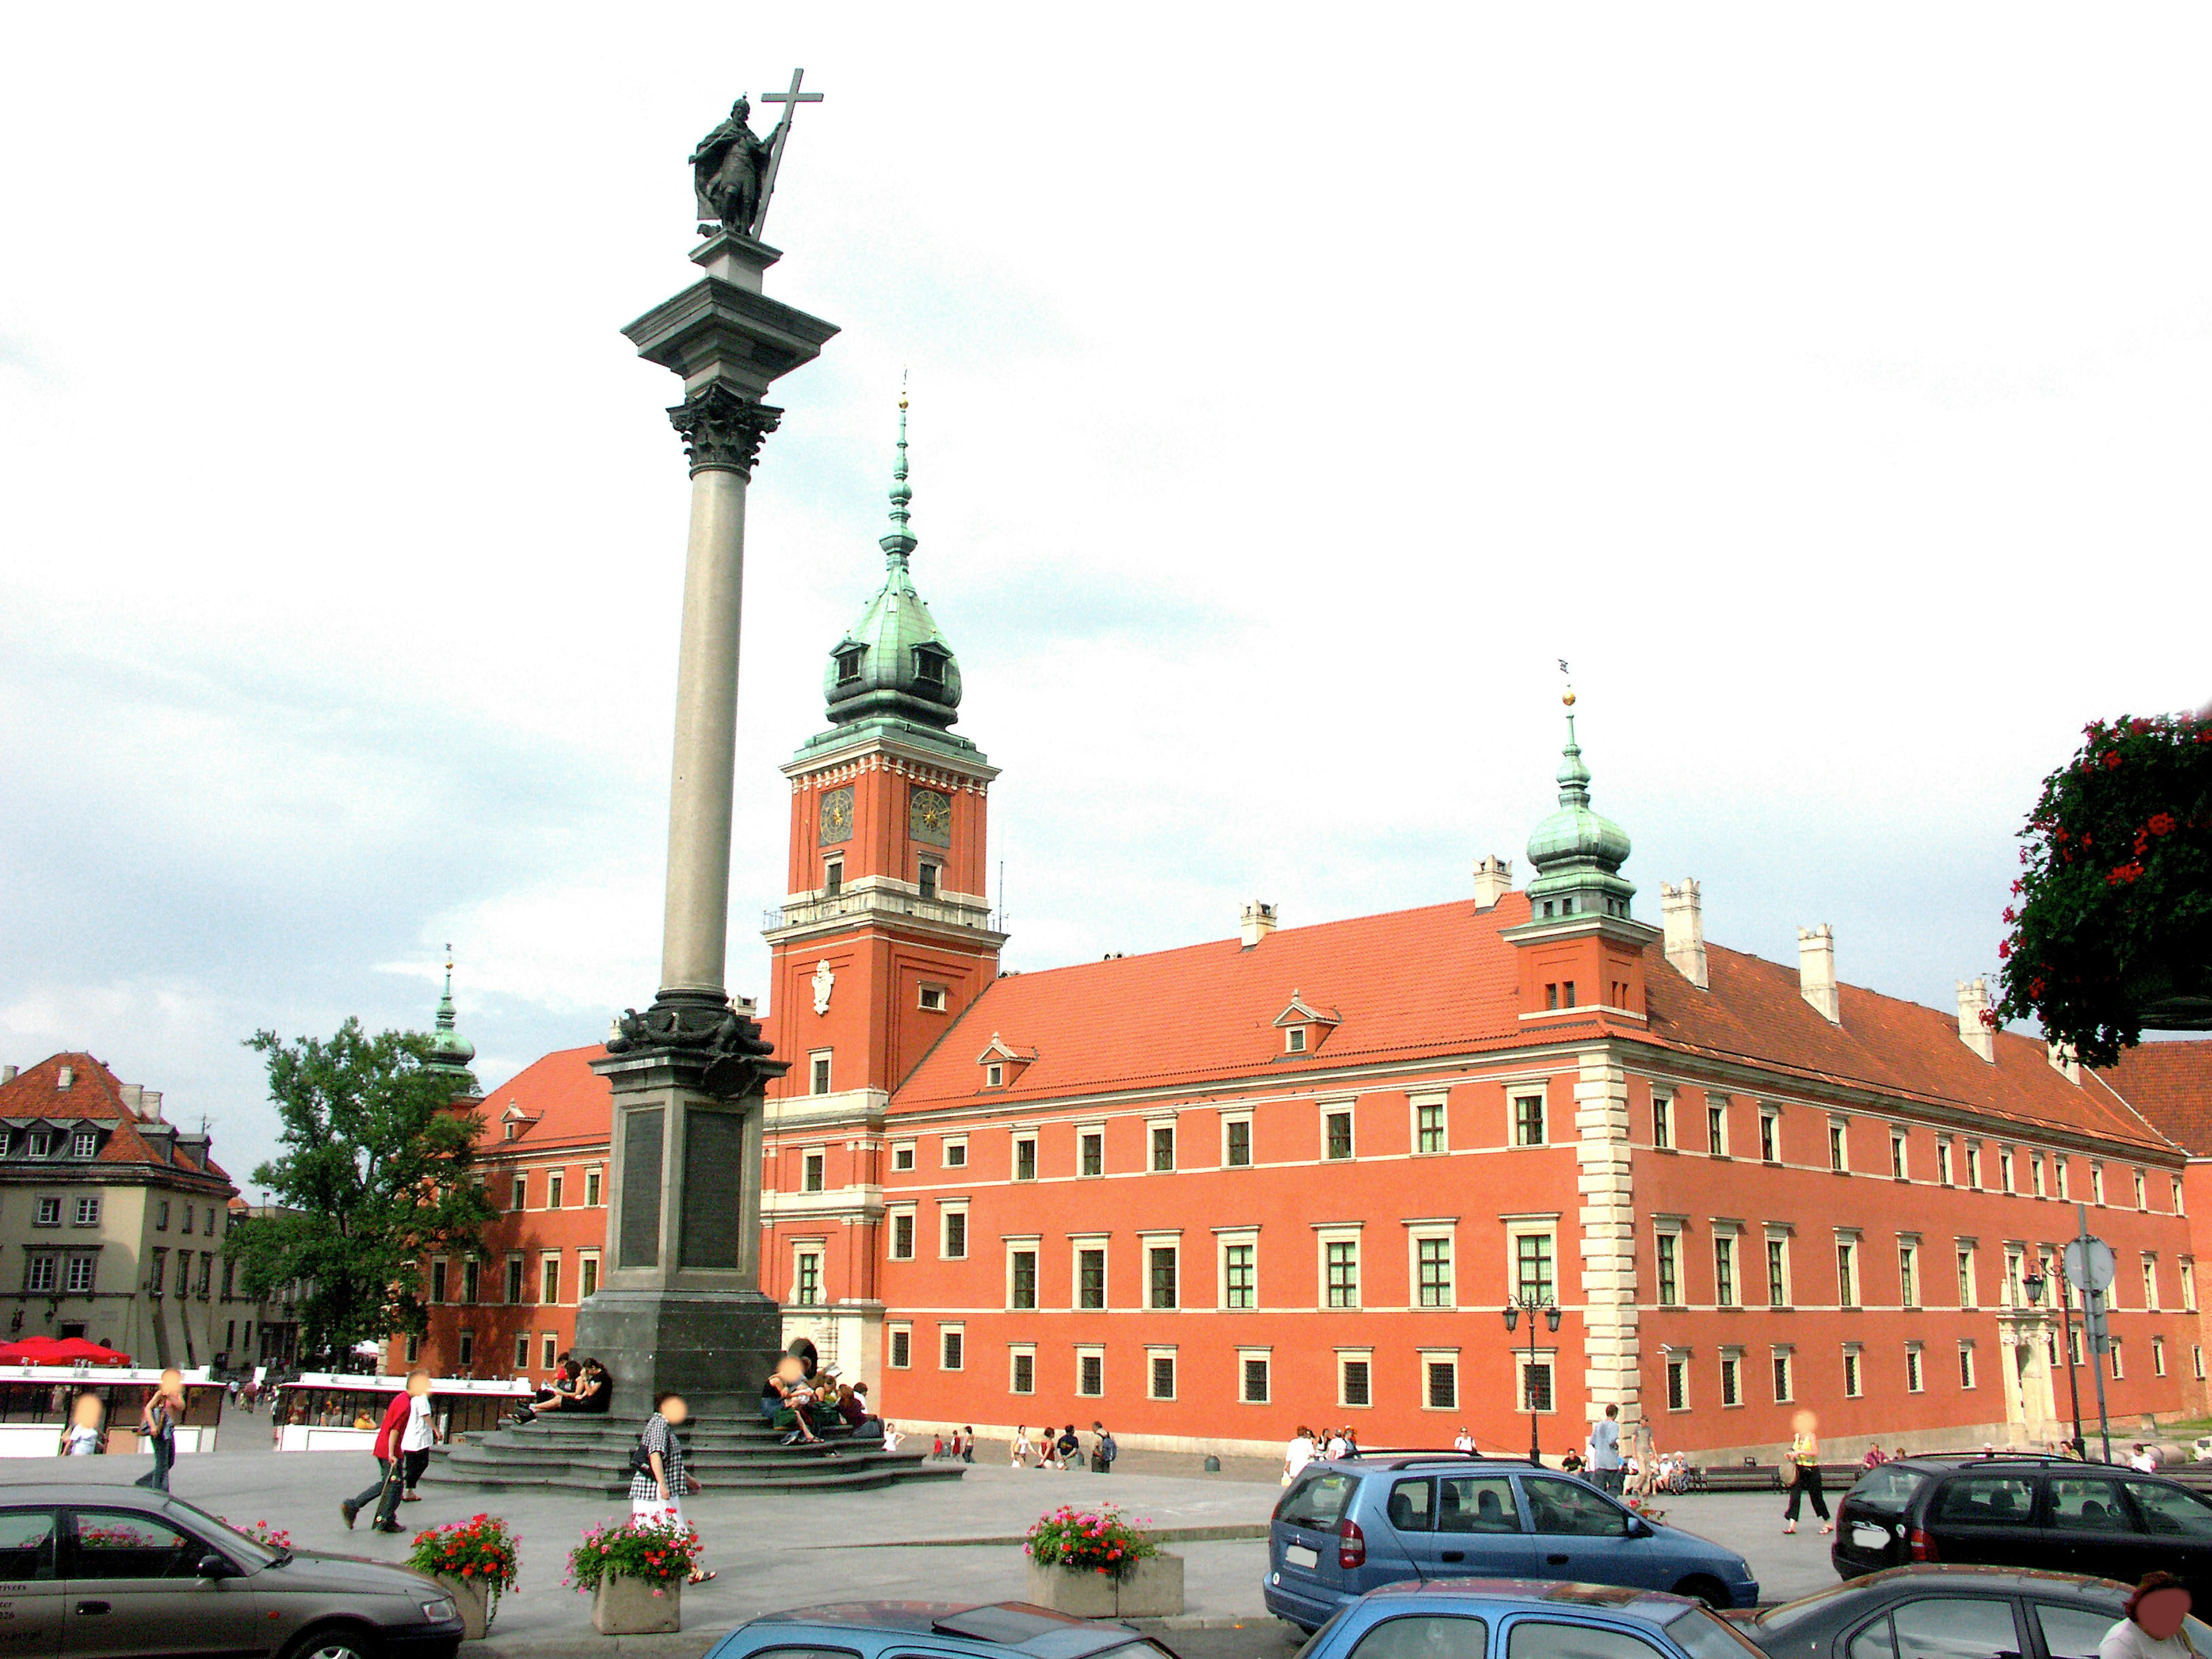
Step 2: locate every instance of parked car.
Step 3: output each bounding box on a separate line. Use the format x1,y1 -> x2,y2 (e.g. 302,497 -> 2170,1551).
1289,1578 -> 1763,1659
1830,1453 -> 2212,1601
1266,1456 -> 1759,1630
1735,1563 -> 2212,1659
703,1601 -> 1180,1659
0,1482 -> 464,1659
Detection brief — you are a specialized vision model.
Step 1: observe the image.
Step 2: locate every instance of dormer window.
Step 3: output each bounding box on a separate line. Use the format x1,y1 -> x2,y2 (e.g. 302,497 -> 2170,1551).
834,645 -> 865,685
986,1063 -> 1005,1089
1272,991 -> 1341,1055
978,1034 -> 1037,1090
1286,1027 -> 1308,1054
28,1132 -> 50,1158
913,645 -> 947,686
70,1131 -> 96,1159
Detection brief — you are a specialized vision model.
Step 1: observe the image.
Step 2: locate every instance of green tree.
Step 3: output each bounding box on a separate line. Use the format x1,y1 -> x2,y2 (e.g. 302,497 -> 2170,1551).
232,1019 -> 496,1366
1992,710 -> 2211,1066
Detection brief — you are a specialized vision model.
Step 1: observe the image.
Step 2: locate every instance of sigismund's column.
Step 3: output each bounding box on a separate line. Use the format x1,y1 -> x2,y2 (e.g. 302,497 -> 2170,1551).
574,85 -> 839,1419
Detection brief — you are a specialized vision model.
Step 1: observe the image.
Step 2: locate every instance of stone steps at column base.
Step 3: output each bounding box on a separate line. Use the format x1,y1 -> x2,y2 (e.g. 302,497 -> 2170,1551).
418,1416 -> 961,1496
416,1463 -> 959,1497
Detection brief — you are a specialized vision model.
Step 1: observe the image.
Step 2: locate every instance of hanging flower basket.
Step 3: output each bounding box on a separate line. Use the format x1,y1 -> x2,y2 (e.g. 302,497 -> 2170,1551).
1992,710 -> 2212,1065
406,1514 -> 520,1638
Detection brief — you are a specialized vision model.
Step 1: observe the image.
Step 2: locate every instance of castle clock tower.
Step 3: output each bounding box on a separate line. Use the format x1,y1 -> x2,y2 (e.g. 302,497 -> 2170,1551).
759,397 -> 1005,1373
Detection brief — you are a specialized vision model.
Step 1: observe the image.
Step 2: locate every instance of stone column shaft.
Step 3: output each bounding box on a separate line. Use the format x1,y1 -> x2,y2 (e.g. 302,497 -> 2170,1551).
660,464 -> 749,995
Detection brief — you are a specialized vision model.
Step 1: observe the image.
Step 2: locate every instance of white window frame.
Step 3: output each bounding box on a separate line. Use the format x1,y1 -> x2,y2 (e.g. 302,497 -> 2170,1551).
801,1146 -> 827,1194
2154,1335 -> 2168,1377
1959,1340 -> 1978,1390
1771,1344 -> 1796,1403
2092,1164 -> 2106,1205
2143,1255 -> 2161,1310
985,1062 -> 1005,1089
1652,1092 -> 1672,1150
1009,1343 -> 1037,1395
1075,1344 -> 1105,1397
939,1200 -> 969,1260
1147,1118 -> 1177,1173
1891,1130 -> 1908,1181
2031,1152 -> 2046,1197
1146,1346 -> 1177,1401
1765,1228 -> 1794,1308
1141,1234 -> 1181,1312
586,1165 -> 604,1206
1408,1223 -> 1456,1310
1906,1342 -> 1925,1393
939,1323 -> 964,1372
1513,1092 -> 1548,1148
1420,1349 -> 1460,1412
1285,1025 -> 1308,1054
63,1256 -> 93,1296
1072,1235 -> 1109,1311
1937,1138 -> 1954,1186
1654,1222 -> 1684,1308
72,1197 -> 99,1228
2136,1169 -> 2149,1211
942,1136 -> 968,1169
1321,1103 -> 1355,1161
918,982 -> 948,1013
2056,1157 -> 2070,1200
578,1250 -> 600,1301
1759,1109 -> 1780,1164
1005,1237 -> 1041,1312
1957,1242 -> 1979,1309
1828,1117 -> 1850,1174
1411,1093 -> 1448,1156
888,1323 -> 913,1369
1663,1348 -> 1691,1412
1506,1217 -> 1560,1307
2183,1258 -> 2198,1313
2111,1339 -> 2125,1381
887,1203 -> 917,1262
1711,1225 -> 1741,1308
1238,1347 -> 1271,1405
1898,1238 -> 1921,1309
1221,1112 -> 1254,1169
1217,1229 -> 1259,1312
1515,1350 -> 1556,1415
1317,1225 -> 1363,1310
1337,1348 -> 1376,1410
809,1050 -> 832,1096
1999,1146 -> 2014,1193
1842,1343 -> 1863,1399
1077,1124 -> 1106,1177
891,1141 -> 916,1172
1718,1347 -> 1745,1408
1011,1132 -> 1038,1183
2195,1344 -> 2206,1383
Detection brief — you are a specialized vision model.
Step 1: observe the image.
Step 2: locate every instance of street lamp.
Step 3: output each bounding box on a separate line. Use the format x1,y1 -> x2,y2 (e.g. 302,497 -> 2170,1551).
1503,1294 -> 1563,1467
2027,1256 -> 2088,1458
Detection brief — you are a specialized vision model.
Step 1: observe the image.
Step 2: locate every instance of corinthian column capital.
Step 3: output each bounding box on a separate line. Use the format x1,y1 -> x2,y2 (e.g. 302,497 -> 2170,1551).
667,386 -> 784,475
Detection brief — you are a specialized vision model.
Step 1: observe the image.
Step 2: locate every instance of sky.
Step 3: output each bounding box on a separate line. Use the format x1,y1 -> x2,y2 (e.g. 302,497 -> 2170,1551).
2,7 -> 2206,1190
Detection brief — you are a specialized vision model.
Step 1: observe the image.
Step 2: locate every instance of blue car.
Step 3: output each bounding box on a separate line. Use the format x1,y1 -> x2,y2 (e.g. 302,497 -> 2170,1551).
1294,1580 -> 1764,1659
1267,1457 -> 1760,1629
704,1601 -> 1179,1659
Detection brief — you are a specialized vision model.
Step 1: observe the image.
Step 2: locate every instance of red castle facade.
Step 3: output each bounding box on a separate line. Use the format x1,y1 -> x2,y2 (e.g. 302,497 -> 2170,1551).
399,433 -> 2211,1461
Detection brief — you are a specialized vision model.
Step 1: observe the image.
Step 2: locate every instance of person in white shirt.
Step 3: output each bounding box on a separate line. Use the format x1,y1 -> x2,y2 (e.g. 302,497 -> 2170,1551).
1453,1427 -> 1475,1455
1324,1430 -> 1350,1461
1284,1426 -> 1317,1485
398,1370 -> 440,1501
2130,1444 -> 2161,1474
2102,1573 -> 2197,1659
1588,1403 -> 1625,1495
1012,1426 -> 1036,1468
60,1393 -> 103,1456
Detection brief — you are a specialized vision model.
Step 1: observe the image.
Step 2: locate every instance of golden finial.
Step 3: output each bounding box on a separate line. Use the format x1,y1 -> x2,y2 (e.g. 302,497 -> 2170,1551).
899,366 -> 908,412
1559,658 -> 1575,707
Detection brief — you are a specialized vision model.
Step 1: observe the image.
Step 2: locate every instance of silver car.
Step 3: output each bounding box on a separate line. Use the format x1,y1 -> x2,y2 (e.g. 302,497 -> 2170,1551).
0,1482 -> 464,1659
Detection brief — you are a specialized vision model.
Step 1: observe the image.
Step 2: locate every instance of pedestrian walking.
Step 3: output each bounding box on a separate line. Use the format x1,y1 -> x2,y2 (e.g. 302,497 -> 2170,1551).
339,1373 -> 422,1533
1012,1426 -> 1036,1468
1090,1423 -> 1116,1475
1589,1403 -> 1624,1496
399,1370 -> 440,1501
630,1391 -> 715,1584
960,1425 -> 975,1464
133,1369 -> 183,1492
1782,1409 -> 1832,1535
1285,1425 -> 1316,1486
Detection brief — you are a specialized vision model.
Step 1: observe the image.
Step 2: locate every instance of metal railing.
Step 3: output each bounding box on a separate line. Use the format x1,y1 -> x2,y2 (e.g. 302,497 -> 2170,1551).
764,891 -> 1003,932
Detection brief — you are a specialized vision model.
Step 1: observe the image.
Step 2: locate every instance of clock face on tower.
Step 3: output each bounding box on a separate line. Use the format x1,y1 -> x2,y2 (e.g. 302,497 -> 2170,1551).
908,786 -> 952,848
818,786 -> 854,846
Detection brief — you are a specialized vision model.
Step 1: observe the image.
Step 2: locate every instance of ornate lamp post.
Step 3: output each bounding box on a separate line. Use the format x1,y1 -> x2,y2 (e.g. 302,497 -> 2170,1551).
2027,1257 -> 2087,1457
1503,1294 -> 1563,1467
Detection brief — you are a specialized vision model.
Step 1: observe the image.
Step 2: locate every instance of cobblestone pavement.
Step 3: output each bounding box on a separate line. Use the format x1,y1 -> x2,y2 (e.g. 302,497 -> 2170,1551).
0,1434 -> 1847,1657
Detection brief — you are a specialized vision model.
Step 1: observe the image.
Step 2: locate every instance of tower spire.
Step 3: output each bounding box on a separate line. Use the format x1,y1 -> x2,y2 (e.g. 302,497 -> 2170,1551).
1556,680 -> 1592,807
424,942 -> 477,1091
880,374 -> 915,568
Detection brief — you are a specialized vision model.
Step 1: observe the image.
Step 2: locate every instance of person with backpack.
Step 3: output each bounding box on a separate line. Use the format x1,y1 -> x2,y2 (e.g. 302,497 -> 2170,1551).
1091,1423 -> 1117,1475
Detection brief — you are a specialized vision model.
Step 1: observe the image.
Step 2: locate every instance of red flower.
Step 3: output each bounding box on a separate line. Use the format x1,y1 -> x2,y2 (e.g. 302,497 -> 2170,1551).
2150,812 -> 2177,836
1998,940 -> 2012,958
2104,751 -> 2123,769
2002,907 -> 2017,924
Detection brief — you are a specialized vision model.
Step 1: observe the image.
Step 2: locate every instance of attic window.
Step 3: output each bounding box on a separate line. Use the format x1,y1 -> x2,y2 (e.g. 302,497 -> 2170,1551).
28,1132 -> 51,1158
70,1131 -> 96,1159
986,1063 -> 1005,1089
1286,1027 -> 1308,1054
503,1122 -> 517,1142
835,646 -> 865,685
914,645 -> 947,686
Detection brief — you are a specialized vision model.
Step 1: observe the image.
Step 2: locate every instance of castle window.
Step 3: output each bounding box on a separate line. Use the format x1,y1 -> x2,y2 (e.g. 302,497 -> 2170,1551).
919,984 -> 946,1012
918,862 -> 939,901
1563,983 -> 1577,1007
1285,1027 -> 1306,1054
835,645 -> 865,684
985,1063 -> 1004,1089
70,1131 -> 96,1159
810,1052 -> 832,1096
824,859 -> 843,896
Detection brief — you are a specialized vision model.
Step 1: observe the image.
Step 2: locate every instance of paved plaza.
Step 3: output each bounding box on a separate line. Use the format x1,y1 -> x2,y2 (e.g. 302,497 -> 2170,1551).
0,1436 -> 1850,1657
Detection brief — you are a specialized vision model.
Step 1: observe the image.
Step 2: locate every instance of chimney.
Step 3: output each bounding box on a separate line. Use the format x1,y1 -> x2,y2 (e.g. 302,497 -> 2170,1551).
1956,979 -> 1995,1063
1240,900 -> 1279,948
139,1089 -> 162,1121
1797,925 -> 1840,1024
56,1065 -> 74,1090
1660,880 -> 1708,990
1472,855 -> 1513,911
1,1065 -> 15,1084
2047,1039 -> 2081,1086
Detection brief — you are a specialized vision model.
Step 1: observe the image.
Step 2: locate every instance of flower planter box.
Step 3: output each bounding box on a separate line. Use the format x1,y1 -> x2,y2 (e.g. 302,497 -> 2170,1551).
433,1574 -> 491,1640
1024,1552 -> 1184,1619
592,1575 -> 681,1635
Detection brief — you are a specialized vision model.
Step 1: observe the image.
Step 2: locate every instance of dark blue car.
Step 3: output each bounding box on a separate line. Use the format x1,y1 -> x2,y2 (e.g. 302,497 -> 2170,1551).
704,1601 -> 1179,1659
1294,1580 -> 1766,1659
1267,1457 -> 1759,1630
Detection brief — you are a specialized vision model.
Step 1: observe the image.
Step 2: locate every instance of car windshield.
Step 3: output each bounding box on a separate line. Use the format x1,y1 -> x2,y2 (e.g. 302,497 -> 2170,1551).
162,1497 -> 283,1566
1754,1584 -> 1864,1634
1662,1606 -> 1764,1659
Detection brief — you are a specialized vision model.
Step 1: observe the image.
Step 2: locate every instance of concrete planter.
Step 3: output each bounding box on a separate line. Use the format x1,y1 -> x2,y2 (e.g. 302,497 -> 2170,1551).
432,1574 -> 491,1639
591,1574 -> 681,1635
1024,1553 -> 1184,1619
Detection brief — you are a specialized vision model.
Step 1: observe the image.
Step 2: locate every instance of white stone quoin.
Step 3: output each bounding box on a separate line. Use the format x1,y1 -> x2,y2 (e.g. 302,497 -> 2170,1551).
1660,880 -> 1707,989
1474,855 -> 1513,911
1956,978 -> 1995,1062
1798,925 -> 1840,1023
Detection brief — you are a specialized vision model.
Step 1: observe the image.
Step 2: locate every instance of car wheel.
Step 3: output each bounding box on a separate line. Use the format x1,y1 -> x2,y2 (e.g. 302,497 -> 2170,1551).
279,1623 -> 381,1659
1671,1575 -> 1729,1609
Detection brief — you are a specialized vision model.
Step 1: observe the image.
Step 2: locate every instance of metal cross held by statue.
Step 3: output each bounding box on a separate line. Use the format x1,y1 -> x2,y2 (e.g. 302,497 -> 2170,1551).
753,67 -> 825,238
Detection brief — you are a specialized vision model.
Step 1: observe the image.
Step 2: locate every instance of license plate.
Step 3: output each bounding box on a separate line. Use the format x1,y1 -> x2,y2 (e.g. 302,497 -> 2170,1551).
1285,1544 -> 1319,1570
1851,1524 -> 1888,1551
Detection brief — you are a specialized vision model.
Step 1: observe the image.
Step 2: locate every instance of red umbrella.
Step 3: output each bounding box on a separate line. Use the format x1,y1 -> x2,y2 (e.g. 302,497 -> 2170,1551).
0,1336 -> 131,1366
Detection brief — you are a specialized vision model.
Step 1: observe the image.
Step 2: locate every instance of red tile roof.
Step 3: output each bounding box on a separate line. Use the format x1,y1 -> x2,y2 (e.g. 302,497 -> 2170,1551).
470,1046 -> 611,1153
2096,1040 -> 2212,1157
0,1053 -> 233,1183
892,900 -> 2179,1156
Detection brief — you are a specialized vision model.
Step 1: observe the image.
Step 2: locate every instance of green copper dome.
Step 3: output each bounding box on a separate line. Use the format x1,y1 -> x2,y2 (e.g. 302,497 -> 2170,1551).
821,399 -> 963,731
1525,708 -> 1638,919
423,952 -> 477,1088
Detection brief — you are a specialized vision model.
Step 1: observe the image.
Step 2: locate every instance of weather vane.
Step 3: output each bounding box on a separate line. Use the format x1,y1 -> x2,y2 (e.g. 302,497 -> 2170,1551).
1559,658 -> 1575,707
688,68 -> 825,243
